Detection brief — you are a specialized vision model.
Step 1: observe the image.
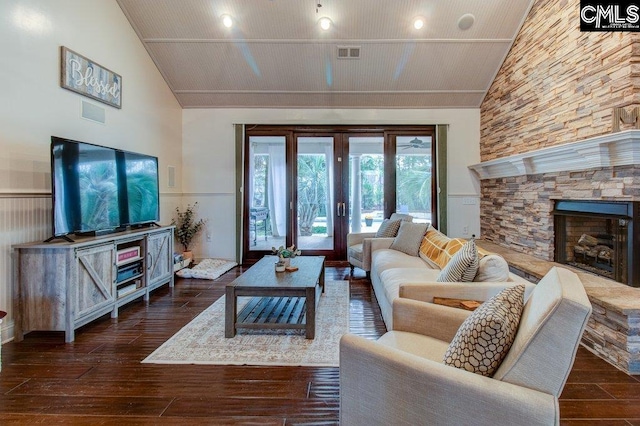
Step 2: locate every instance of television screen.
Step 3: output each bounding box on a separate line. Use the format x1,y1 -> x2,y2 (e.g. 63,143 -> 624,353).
52,139 -> 121,236
51,137 -> 160,237
123,152 -> 160,226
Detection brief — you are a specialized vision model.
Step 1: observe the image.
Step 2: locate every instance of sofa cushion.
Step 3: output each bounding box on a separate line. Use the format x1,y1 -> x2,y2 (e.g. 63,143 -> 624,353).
348,243 -> 363,262
474,254 -> 510,282
443,284 -> 525,377
372,249 -> 430,278
437,239 -> 480,282
379,267 -> 441,304
390,222 -> 430,256
375,219 -> 402,238
378,330 -> 450,362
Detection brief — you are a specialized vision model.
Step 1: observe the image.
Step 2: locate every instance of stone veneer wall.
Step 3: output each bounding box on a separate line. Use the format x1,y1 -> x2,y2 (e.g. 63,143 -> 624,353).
480,165 -> 640,259
480,0 -> 639,162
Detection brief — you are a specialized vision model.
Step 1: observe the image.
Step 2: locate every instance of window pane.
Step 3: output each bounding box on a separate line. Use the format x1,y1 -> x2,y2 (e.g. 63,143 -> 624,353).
297,137 -> 333,250
349,137 -> 384,233
248,136 -> 286,251
395,136 -> 432,224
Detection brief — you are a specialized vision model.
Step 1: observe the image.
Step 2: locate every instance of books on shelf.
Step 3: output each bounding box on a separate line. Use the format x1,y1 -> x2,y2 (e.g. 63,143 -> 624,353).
117,281 -> 140,298
117,247 -> 140,265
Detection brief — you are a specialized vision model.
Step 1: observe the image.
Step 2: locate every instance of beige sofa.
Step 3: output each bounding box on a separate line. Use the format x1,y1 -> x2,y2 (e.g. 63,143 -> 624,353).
340,267 -> 592,425
368,228 -> 534,329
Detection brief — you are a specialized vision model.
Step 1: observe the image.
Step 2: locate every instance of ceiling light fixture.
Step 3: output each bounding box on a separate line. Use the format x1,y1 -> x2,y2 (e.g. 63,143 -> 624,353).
413,17 -> 425,30
221,14 -> 233,28
319,17 -> 332,30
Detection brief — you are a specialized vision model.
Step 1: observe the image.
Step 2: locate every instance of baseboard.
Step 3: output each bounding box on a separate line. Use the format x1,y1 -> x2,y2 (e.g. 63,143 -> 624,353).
1,318 -> 14,344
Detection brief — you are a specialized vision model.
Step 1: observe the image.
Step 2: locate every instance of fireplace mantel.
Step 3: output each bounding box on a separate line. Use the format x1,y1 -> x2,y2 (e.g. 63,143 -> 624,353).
469,130 -> 640,179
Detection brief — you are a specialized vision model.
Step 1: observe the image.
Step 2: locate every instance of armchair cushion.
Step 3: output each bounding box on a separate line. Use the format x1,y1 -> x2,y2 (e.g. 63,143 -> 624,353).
443,284 -> 525,377
389,221 -> 430,256
375,219 -> 401,237
436,239 -> 479,282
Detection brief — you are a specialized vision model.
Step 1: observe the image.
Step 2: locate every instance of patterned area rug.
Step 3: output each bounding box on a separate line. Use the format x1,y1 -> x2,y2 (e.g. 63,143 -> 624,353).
142,281 -> 349,367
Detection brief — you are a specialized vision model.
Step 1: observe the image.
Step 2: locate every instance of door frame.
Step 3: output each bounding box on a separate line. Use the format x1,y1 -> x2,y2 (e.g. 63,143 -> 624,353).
242,125 -> 437,263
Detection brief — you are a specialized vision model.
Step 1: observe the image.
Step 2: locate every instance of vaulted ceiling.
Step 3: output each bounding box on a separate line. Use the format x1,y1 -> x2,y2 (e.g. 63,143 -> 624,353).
116,0 -> 535,109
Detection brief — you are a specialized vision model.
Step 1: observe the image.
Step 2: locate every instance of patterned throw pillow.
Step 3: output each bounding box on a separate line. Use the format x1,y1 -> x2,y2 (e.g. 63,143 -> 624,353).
436,239 -> 480,282
375,219 -> 401,238
389,222 -> 430,256
443,285 -> 525,377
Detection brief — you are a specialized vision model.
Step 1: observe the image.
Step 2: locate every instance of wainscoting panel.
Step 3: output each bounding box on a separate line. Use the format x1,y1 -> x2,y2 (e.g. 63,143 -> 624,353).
0,194 -> 51,343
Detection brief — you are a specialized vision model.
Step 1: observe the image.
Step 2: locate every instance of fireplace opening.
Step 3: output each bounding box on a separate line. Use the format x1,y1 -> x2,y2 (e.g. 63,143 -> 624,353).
553,200 -> 639,287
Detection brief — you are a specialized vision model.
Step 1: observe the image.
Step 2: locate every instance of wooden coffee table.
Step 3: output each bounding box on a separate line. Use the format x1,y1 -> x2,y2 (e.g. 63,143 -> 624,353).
225,255 -> 325,339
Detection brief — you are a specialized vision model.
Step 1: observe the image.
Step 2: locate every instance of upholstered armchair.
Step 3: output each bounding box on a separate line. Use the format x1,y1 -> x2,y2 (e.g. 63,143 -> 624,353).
347,213 -> 413,275
340,267 -> 592,426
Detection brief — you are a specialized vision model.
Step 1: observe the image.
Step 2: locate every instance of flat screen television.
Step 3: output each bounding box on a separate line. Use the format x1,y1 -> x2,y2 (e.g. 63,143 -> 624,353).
50,136 -> 159,239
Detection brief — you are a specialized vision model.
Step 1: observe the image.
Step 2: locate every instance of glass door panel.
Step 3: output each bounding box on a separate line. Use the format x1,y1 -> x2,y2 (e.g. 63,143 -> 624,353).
395,135 -> 433,224
348,136 -> 384,233
296,137 -> 334,251
248,136 -> 287,251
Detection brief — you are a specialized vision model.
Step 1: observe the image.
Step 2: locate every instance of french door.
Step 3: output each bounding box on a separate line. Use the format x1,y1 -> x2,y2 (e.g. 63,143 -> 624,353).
243,126 -> 436,262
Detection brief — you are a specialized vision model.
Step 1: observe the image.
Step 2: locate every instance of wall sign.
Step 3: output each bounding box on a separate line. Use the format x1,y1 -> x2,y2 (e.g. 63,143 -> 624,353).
60,46 -> 122,109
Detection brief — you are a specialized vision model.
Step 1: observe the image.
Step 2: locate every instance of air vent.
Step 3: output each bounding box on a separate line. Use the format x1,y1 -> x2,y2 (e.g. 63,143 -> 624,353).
80,100 -> 106,124
337,46 -> 361,59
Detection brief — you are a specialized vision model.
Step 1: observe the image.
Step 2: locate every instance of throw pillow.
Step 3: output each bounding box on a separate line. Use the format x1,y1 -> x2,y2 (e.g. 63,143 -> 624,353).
420,226 -> 451,269
443,284 -> 525,377
389,213 -> 414,222
389,222 -> 430,256
474,254 -> 510,282
436,239 -> 480,282
375,219 -> 401,238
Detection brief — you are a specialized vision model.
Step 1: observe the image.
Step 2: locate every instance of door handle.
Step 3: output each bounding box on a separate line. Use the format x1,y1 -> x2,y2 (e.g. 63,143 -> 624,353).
341,203 -> 346,217
336,202 -> 342,217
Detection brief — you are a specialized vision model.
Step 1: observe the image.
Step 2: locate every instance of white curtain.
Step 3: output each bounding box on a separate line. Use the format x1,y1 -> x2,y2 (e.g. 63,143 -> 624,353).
267,144 -> 286,237
324,143 -> 334,237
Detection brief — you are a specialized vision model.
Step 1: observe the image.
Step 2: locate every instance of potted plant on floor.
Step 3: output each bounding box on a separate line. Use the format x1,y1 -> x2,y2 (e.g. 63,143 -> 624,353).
173,202 -> 206,260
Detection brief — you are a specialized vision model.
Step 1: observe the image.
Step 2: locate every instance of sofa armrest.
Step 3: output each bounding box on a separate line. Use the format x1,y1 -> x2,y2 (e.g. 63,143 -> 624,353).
399,281 -> 536,304
392,298 -> 471,341
367,237 -> 394,252
347,232 -> 376,247
340,334 -> 558,426
362,237 -> 395,271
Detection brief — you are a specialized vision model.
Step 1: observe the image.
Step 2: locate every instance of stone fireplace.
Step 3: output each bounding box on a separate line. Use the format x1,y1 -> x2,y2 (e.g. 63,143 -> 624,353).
553,200 -> 639,287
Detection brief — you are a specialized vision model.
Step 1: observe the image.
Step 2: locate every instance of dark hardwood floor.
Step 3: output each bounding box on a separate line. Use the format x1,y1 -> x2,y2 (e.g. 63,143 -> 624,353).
1,265 -> 639,424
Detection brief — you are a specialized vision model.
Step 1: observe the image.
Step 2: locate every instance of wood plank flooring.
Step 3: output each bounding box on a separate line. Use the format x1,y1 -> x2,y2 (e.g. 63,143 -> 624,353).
1,265 -> 638,424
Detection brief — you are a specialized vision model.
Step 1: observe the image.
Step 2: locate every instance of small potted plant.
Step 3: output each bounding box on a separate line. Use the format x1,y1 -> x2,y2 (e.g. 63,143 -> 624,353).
365,213 -> 374,227
271,244 -> 301,267
172,202 -> 206,260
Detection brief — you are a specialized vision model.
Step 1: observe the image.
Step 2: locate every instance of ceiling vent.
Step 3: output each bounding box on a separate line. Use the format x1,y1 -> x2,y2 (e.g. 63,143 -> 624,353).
337,46 -> 360,59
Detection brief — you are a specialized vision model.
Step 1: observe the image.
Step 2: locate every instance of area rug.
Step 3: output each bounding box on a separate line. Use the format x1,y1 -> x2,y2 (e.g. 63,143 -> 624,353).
176,258 -> 237,280
142,281 -> 349,367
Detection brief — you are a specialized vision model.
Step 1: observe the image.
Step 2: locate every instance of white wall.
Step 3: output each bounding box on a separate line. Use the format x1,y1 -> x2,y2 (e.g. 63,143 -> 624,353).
0,0 -> 183,342
182,108 -> 482,260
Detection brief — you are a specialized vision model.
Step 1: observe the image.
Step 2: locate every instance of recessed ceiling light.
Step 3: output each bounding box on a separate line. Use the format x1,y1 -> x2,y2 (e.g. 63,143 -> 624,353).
221,14 -> 233,28
458,13 -> 475,30
413,17 -> 425,30
319,17 -> 332,31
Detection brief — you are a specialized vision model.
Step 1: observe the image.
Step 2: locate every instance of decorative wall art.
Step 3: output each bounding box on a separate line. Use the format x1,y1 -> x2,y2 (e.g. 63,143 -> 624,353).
60,46 -> 122,109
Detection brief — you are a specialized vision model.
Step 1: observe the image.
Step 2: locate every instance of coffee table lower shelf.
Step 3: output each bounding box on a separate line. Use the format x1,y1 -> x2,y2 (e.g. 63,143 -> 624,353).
236,296 -> 308,331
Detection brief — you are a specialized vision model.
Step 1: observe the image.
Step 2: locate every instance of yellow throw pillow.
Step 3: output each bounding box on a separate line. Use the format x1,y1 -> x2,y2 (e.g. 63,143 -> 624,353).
419,227 -> 468,269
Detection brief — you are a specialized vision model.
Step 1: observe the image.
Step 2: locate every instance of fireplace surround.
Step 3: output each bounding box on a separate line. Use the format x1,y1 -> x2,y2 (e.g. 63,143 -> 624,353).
553,200 -> 639,287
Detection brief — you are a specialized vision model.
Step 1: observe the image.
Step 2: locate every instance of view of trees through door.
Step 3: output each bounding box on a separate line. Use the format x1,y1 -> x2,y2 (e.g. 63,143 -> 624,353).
243,126 -> 436,261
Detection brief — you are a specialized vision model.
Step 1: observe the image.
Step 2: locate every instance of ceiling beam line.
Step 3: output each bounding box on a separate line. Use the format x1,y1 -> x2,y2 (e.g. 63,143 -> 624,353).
143,38 -> 513,44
